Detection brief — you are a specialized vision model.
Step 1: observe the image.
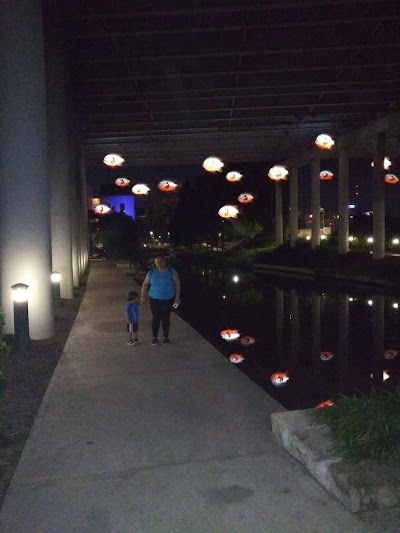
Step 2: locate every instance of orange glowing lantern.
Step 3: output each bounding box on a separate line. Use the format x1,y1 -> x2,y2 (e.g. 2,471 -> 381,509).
115,177 -> 130,187
218,205 -> 239,219
315,134 -> 335,150
220,329 -> 240,341
157,180 -> 178,192
319,170 -> 334,181
237,193 -> 255,204
239,335 -> 256,346
103,153 -> 125,167
228,353 -> 245,364
320,351 -> 334,362
316,400 -> 334,408
270,372 -> 289,387
94,204 -> 111,214
202,156 -> 224,173
384,173 -> 399,185
225,171 -> 243,182
268,165 -> 288,181
131,184 -> 150,195
384,349 -> 398,360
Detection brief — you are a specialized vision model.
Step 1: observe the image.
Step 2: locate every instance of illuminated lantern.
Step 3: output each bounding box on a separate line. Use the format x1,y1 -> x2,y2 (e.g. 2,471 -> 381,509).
225,171 -> 243,182
384,349 -> 398,360
131,184 -> 150,195
202,156 -> 224,173
237,193 -> 255,204
316,400 -> 334,408
228,353 -> 245,364
384,173 -> 399,185
371,157 -> 391,170
320,351 -> 334,362
383,370 -> 390,381
270,371 -> 289,387
218,205 -> 239,219
268,165 -> 288,181
103,153 -> 125,167
220,329 -> 240,341
239,335 -> 255,346
320,170 -> 334,181
315,134 -> 335,150
157,180 -> 178,192
115,177 -> 130,187
94,204 -> 111,214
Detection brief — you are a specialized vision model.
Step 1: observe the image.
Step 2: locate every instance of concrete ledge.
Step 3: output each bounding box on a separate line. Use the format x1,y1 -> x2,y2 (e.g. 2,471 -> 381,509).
271,409 -> 400,513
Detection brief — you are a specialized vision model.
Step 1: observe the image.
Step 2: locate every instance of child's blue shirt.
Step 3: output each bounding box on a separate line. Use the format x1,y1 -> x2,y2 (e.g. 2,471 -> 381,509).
125,301 -> 140,324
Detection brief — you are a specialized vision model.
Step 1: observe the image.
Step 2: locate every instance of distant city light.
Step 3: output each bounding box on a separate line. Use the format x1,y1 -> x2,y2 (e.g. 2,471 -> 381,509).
392,303 -> 399,309
348,204 -> 356,209
367,299 -> 373,306
232,275 -> 239,283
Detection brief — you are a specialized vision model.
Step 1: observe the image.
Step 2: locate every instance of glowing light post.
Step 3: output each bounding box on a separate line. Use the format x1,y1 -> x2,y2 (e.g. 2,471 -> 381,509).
11,283 -> 30,352
338,146 -> 350,254
51,271 -> 62,306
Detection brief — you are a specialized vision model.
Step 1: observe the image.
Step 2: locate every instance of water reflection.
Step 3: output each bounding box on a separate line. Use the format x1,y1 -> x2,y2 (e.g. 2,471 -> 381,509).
179,265 -> 400,409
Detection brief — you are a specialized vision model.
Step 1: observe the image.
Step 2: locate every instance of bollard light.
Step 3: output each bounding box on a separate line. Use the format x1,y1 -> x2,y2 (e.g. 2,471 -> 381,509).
11,283 -> 30,352
51,271 -> 62,306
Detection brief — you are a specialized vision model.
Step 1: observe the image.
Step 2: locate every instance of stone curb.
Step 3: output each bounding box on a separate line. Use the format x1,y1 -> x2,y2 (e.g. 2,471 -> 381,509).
271,409 -> 400,513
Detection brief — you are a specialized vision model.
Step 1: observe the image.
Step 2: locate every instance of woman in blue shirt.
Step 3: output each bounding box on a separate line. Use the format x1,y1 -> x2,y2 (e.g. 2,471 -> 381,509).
140,256 -> 181,345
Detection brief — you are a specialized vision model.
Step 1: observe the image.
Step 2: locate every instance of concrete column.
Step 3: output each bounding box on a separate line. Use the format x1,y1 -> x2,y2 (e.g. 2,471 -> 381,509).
311,292 -> 321,376
311,159 -> 320,248
289,167 -> 299,248
79,149 -> 90,273
275,182 -> 283,246
71,184 -> 80,287
46,41 -> 74,299
338,150 -> 349,254
372,133 -> 386,260
0,0 -> 54,338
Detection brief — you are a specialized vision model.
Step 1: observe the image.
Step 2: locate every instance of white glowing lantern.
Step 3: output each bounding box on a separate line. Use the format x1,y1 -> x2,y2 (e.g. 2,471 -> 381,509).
228,353 -> 245,364
202,157 -> 224,173
315,134 -> 335,150
220,329 -> 240,341
103,153 -> 125,167
94,204 -> 111,214
115,177 -> 130,187
131,184 -> 150,195
218,205 -> 239,219
383,370 -> 390,381
225,171 -> 243,182
270,372 -> 289,387
371,157 -> 391,170
268,165 -> 288,181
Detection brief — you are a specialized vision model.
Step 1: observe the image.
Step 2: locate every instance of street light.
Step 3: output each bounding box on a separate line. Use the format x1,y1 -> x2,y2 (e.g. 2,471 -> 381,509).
11,283 -> 30,352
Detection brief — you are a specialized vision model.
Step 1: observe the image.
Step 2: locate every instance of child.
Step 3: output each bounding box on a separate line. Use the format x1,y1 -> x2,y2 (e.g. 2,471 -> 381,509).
126,290 -> 140,345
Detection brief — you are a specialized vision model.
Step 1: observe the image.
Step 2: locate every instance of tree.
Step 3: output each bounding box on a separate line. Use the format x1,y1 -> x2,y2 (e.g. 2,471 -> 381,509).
97,212 -> 138,259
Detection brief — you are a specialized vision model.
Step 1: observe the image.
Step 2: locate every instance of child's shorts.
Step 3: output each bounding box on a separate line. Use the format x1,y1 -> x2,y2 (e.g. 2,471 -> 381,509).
127,323 -> 138,333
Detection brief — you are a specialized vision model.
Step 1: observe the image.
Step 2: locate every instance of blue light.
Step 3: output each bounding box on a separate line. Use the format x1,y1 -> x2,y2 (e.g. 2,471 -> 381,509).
348,204 -> 356,209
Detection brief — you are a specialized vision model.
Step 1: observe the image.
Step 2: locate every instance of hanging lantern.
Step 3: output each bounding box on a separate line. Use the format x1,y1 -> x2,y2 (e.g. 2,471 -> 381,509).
320,170 -> 334,181
228,353 -> 245,364
157,180 -> 178,192
320,351 -> 334,361
225,171 -> 243,182
103,153 -> 125,167
202,156 -> 224,173
237,193 -> 255,204
316,400 -> 334,408
384,173 -> 399,185
218,205 -> 239,219
220,329 -> 240,341
239,335 -> 256,346
384,349 -> 398,360
371,157 -> 391,170
315,134 -> 335,150
131,184 -> 150,195
268,165 -> 288,181
115,177 -> 130,187
270,371 -> 289,387
94,204 -> 111,214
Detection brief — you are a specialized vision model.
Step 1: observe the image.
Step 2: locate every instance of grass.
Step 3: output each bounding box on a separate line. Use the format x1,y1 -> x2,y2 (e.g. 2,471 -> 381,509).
315,387 -> 400,462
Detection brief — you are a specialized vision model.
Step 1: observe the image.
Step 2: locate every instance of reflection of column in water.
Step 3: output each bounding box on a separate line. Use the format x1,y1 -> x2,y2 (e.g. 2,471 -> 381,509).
338,293 -> 349,384
275,287 -> 284,364
289,290 -> 299,366
372,295 -> 385,380
311,292 -> 321,376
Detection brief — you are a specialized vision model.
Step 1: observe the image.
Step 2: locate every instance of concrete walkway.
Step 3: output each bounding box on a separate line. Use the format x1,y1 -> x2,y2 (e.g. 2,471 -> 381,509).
0,262 -> 374,532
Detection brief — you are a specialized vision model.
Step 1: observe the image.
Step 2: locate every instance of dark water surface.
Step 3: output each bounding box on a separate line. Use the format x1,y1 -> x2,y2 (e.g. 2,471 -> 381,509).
175,263 -> 400,410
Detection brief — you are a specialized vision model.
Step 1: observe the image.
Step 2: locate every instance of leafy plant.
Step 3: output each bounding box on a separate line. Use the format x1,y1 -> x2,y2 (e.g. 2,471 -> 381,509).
315,387 -> 400,462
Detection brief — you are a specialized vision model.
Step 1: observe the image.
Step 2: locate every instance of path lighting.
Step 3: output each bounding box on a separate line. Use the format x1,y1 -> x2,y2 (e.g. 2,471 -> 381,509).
306,235 -> 311,240
392,238 -> 399,245
11,283 -> 30,352
320,235 -> 327,240
367,237 -> 374,243
348,236 -> 355,242
51,271 -> 62,306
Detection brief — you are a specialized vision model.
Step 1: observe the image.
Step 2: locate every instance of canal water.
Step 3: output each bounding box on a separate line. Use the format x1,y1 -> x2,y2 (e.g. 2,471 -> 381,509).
175,262 -> 400,410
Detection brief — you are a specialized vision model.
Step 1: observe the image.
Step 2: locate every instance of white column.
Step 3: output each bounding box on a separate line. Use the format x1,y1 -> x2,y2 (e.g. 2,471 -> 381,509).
289,166 -> 298,248
338,150 -> 349,254
275,182 -> 283,246
372,133 -> 386,260
311,158 -> 320,248
0,0 -> 54,338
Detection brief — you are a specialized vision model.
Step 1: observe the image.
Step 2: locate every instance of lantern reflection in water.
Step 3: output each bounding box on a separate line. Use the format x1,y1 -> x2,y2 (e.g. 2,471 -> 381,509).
316,400 -> 334,408
131,184 -> 150,195
115,177 -> 130,187
239,335 -> 256,346
320,351 -> 334,361
202,157 -> 224,173
225,171 -> 243,182
315,134 -> 335,150
384,349 -> 398,360
228,353 -> 245,364
268,165 -> 288,181
371,157 -> 391,170
218,205 -> 239,219
157,180 -> 178,192
270,372 -> 289,387
237,193 -> 255,204
220,329 -> 240,341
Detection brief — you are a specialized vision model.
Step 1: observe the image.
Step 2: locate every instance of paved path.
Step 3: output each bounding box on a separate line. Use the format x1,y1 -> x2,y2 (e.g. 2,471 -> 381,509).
0,262 -> 376,532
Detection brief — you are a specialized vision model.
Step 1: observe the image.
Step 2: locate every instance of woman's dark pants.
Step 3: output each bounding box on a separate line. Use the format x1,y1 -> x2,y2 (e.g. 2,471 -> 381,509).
149,297 -> 174,338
